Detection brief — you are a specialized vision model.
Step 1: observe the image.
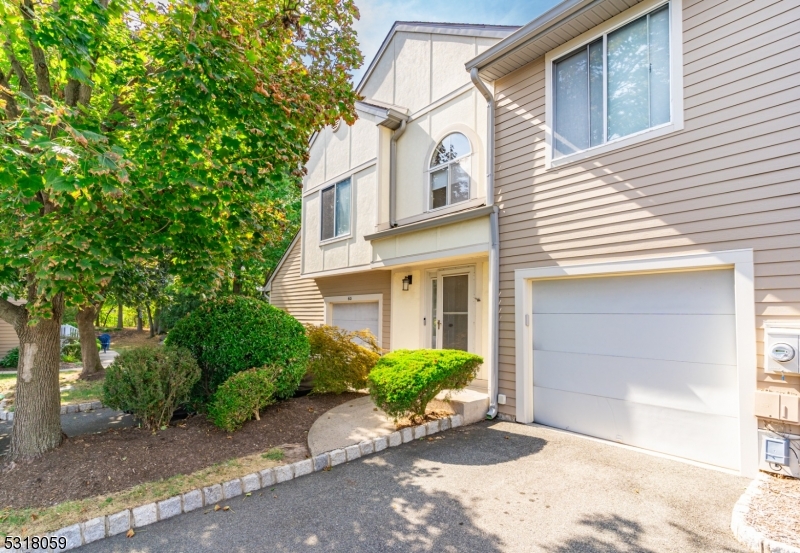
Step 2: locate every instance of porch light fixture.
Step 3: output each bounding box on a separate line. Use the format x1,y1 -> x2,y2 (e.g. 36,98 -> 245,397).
402,275 -> 413,291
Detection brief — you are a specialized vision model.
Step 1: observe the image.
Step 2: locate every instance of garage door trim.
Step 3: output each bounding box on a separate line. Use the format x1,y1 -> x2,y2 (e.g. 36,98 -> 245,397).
513,249 -> 757,477
324,294 -> 383,345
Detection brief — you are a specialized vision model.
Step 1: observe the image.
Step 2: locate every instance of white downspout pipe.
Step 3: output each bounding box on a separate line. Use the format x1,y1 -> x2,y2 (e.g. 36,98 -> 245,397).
389,119 -> 408,228
470,67 -> 500,420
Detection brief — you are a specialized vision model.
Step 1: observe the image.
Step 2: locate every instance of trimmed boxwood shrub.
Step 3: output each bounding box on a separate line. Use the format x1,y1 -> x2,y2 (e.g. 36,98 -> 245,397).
0,347 -> 19,369
208,367 -> 277,432
103,346 -> 200,430
368,349 -> 483,421
306,324 -> 381,394
165,296 -> 309,405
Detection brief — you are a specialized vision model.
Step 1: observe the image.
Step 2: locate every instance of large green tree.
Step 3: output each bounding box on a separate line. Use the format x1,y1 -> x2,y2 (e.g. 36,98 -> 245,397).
0,0 -> 361,459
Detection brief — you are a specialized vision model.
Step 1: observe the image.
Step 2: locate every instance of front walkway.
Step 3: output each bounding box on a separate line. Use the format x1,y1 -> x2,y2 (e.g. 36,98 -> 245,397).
80,421 -> 749,552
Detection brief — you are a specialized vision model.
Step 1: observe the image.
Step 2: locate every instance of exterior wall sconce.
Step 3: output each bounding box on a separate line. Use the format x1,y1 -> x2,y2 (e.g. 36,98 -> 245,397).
402,275 -> 413,291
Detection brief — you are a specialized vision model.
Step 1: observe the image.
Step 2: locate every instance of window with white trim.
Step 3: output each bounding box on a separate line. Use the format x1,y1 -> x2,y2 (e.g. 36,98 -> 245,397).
552,3 -> 671,159
428,133 -> 471,210
320,178 -> 351,241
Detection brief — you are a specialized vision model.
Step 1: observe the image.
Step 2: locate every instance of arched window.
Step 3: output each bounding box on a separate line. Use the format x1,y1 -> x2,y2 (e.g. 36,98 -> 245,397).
428,133 -> 471,210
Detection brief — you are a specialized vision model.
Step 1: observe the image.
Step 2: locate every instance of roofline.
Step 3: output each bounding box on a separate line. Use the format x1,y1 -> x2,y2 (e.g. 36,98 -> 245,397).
465,0 -> 600,77
356,21 -> 520,94
265,231 -> 301,292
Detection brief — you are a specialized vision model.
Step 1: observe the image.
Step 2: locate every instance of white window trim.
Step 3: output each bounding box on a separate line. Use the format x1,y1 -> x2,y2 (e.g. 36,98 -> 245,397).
319,178 -> 353,244
513,248 -> 757,478
324,294 -> 383,346
544,0 -> 684,170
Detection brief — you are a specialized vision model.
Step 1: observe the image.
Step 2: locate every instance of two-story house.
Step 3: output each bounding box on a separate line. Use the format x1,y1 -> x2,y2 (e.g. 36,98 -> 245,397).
267,23 -> 518,391
466,0 -> 800,477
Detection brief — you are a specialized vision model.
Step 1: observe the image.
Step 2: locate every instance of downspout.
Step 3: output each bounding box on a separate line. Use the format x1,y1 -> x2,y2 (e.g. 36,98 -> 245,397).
389,119 -> 408,228
470,67 -> 500,420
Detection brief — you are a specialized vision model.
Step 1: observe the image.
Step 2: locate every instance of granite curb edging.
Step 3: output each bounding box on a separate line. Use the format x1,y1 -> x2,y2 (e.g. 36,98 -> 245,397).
0,399 -> 106,421
30,413 -> 466,551
731,474 -> 800,553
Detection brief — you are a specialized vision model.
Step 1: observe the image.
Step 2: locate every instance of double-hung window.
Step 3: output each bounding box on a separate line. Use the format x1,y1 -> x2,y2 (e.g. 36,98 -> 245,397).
320,178 -> 351,241
552,3 -> 672,159
428,133 -> 472,210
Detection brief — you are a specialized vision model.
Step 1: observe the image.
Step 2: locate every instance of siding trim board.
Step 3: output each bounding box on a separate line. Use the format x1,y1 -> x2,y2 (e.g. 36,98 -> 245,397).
513,249 -> 758,476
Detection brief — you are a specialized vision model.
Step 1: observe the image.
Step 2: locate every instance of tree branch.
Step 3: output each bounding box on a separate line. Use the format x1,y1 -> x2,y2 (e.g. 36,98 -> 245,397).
3,41 -> 35,100
0,296 -> 23,327
0,67 -> 19,119
20,0 -> 52,98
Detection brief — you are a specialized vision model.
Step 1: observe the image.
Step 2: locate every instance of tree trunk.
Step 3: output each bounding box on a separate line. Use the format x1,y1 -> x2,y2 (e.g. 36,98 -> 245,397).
116,301 -> 123,329
94,299 -> 104,327
146,304 -> 155,338
10,299 -> 64,460
136,307 -> 143,332
77,305 -> 103,379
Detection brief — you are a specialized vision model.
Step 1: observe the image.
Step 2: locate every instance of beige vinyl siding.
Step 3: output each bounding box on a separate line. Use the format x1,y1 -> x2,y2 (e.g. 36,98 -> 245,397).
492,0 -> 800,419
269,238 -> 325,326
316,271 -> 392,351
269,238 -> 392,350
0,319 -> 18,358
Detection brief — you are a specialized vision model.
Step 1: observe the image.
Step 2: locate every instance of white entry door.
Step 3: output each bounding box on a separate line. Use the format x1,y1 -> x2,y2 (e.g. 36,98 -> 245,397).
429,268 -> 474,352
331,301 -> 380,341
532,269 -> 740,470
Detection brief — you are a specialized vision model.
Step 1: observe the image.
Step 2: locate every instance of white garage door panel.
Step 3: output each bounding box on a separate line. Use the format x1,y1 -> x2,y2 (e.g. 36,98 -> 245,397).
532,268 -> 739,470
533,313 -> 737,366
533,350 -> 739,416
331,302 -> 380,339
533,387 -> 740,469
532,270 -> 735,315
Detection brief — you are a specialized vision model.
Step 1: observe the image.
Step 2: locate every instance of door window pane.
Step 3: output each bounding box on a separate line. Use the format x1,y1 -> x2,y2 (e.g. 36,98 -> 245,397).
431,278 -> 437,347
450,161 -> 470,205
442,275 -> 469,351
443,275 -> 468,312
607,14 -> 650,140
554,48 -> 588,157
321,186 -> 335,240
649,6 -> 671,127
335,180 -> 351,236
431,167 -> 448,209
443,314 -> 469,351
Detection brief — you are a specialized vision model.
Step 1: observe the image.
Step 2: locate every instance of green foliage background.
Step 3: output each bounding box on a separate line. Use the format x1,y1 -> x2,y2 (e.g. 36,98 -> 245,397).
208,367 -> 277,432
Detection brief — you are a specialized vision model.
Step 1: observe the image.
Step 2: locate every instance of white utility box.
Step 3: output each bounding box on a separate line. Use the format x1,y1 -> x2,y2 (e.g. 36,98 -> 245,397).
758,429 -> 800,478
765,322 -> 800,375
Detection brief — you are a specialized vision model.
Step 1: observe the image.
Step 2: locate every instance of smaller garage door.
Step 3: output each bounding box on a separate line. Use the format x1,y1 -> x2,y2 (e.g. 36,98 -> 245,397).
331,302 -> 380,341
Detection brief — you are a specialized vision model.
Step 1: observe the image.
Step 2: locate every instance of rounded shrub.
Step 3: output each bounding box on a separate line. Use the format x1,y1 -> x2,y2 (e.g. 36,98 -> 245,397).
103,346 -> 200,430
368,349 -> 483,421
306,324 -> 381,394
0,347 -> 19,369
208,367 -> 277,432
165,296 -> 309,405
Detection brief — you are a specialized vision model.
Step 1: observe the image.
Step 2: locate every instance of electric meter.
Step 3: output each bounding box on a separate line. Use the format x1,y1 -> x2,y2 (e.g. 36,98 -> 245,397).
771,343 -> 796,363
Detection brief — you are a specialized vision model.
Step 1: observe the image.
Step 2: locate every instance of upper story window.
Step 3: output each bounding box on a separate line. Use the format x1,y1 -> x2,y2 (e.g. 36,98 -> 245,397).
428,133 -> 471,210
553,4 -> 671,159
320,178 -> 351,241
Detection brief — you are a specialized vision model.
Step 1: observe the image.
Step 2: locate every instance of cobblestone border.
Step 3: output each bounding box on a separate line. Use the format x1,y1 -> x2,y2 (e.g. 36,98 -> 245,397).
731,474 -> 800,553
27,413 -> 465,551
0,400 -> 105,421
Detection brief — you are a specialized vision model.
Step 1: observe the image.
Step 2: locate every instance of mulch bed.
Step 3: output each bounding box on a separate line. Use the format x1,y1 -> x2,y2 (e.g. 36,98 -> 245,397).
0,392 -> 364,509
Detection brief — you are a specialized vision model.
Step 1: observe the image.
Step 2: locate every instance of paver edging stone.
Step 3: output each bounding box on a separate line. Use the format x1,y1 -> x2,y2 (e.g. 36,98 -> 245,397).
731,474 -> 800,553
41,413 -> 465,549
0,398 -> 106,420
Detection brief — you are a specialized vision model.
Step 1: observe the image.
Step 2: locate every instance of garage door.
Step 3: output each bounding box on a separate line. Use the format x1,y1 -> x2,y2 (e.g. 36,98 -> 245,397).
331,302 -> 380,341
532,269 -> 739,470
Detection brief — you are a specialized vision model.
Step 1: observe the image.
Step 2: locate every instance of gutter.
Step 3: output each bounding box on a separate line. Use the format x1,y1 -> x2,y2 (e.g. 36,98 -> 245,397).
389,119 -> 408,228
470,68 -> 500,420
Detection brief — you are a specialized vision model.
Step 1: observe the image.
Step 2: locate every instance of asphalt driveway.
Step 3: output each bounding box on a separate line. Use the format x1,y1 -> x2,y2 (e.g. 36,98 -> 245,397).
80,421 -> 749,552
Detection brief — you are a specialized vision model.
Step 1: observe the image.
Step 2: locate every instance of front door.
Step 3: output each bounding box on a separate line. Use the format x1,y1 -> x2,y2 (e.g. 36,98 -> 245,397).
429,269 -> 473,351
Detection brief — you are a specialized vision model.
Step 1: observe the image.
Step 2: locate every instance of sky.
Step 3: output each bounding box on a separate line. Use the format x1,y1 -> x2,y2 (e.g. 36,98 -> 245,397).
350,0 -> 563,84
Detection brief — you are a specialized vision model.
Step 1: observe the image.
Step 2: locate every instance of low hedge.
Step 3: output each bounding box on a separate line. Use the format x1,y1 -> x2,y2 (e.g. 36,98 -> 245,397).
165,296 -> 309,406
368,349 -> 483,420
306,324 -> 381,394
207,367 -> 277,432
103,346 -> 200,430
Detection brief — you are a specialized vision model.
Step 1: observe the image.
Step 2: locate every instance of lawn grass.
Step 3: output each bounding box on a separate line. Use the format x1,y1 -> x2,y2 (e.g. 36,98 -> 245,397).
0,447 -> 290,538
0,371 -> 104,408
